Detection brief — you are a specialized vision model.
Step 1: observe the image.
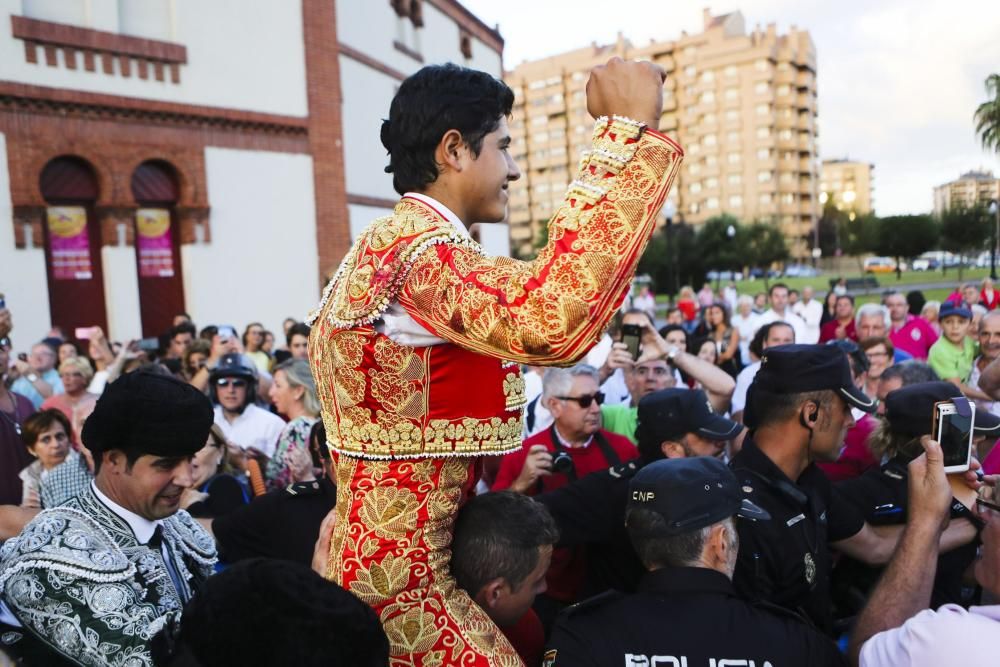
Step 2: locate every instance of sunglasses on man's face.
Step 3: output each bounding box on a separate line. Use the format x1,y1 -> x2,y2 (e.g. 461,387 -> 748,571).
557,392 -> 605,408
216,378 -> 247,389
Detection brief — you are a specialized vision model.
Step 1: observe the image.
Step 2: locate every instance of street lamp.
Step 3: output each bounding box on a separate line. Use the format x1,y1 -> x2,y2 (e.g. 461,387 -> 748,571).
990,199 -> 999,281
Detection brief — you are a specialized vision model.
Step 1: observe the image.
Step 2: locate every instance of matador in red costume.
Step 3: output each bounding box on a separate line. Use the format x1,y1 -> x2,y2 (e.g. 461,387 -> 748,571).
308,59 -> 683,665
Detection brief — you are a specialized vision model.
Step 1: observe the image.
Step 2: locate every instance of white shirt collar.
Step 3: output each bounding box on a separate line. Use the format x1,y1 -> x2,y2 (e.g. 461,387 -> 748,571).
91,480 -> 160,544
402,192 -> 471,239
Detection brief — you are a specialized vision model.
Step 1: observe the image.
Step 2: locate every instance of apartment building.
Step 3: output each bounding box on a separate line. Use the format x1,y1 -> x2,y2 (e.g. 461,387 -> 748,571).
820,159 -> 874,217
505,9 -> 819,258
933,170 -> 1000,216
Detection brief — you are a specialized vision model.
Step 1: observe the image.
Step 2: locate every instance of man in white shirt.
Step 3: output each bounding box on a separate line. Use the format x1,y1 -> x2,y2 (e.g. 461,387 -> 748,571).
0,371 -> 217,666
757,283 -> 808,344
209,354 -> 285,459
850,438 -> 1000,667
793,285 -> 823,344
731,321 -> 795,423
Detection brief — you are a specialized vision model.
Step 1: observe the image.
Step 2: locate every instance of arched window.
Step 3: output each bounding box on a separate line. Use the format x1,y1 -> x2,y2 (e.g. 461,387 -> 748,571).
39,156 -> 108,338
131,160 -> 185,336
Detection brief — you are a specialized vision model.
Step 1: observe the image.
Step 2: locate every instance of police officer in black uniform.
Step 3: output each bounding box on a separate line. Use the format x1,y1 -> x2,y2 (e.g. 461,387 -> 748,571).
729,344 -> 978,635
535,388 -> 742,595
544,457 -> 846,667
833,381 -> 996,614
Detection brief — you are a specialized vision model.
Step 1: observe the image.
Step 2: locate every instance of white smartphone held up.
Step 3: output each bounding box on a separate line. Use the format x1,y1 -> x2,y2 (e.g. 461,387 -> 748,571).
934,399 -> 976,474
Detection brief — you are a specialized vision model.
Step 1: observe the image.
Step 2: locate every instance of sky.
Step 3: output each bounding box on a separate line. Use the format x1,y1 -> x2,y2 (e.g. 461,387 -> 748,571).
461,0 -> 1000,216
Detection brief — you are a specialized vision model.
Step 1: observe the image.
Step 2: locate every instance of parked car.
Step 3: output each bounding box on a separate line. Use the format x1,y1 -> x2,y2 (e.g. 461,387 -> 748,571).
911,257 -> 939,271
706,270 -> 743,281
863,256 -> 897,273
783,264 -> 820,277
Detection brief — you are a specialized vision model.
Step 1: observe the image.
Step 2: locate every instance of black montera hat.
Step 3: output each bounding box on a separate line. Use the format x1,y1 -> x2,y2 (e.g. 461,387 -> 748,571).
81,370 -> 213,458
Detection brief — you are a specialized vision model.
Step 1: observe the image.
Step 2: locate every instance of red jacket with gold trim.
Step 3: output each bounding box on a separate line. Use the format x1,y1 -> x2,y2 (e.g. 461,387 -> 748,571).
308,116 -> 684,461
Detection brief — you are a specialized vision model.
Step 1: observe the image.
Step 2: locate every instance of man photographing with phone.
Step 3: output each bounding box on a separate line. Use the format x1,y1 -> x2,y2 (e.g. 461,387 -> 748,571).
850,428 -> 1000,665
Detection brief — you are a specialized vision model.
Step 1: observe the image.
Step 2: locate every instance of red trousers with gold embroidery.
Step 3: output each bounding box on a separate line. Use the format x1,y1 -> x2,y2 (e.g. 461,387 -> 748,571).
327,455 -> 522,667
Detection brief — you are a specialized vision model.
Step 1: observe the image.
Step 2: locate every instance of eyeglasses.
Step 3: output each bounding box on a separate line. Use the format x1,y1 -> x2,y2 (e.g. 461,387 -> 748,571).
215,378 -> 248,388
557,392 -> 605,408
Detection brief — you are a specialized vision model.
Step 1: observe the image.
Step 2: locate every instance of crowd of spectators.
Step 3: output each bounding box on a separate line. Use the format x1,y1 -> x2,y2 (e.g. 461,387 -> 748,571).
3,273 -> 1000,666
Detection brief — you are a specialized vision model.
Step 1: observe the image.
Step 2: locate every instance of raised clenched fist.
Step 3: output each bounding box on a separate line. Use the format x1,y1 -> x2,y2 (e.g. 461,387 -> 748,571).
586,57 -> 666,129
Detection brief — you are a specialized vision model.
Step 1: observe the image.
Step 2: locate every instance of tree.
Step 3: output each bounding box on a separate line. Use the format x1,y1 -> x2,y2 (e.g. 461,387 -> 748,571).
817,199 -> 847,259
840,213 -> 879,273
975,73 -> 1000,154
873,215 -> 939,280
637,220 -> 700,298
940,204 -> 992,279
696,215 -> 744,271
745,222 -> 789,290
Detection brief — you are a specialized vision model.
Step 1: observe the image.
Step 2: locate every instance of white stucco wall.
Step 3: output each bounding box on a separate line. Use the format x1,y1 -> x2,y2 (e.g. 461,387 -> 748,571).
0,0 -> 308,117
335,0 -> 501,78
347,203 -> 391,240
0,132 -> 51,345
182,148 -> 318,335
100,244 -> 142,341
336,0 -> 505,231
339,56 -> 400,202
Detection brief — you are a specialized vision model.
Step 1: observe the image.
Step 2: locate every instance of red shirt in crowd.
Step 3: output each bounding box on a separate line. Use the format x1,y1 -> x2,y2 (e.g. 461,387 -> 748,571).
493,427 -> 637,602
982,288 -> 1000,310
889,314 -> 939,360
819,318 -> 857,343
677,298 -> 698,322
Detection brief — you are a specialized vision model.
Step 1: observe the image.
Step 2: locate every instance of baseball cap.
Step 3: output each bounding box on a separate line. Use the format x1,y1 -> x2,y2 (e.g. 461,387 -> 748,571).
627,457 -> 769,536
884,381 -> 1000,438
745,344 -> 877,428
939,301 -> 972,321
636,388 -> 742,447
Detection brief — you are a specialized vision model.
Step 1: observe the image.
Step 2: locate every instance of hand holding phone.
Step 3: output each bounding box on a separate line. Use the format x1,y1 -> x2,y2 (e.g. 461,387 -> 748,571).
934,399 -> 975,474
621,324 -> 642,361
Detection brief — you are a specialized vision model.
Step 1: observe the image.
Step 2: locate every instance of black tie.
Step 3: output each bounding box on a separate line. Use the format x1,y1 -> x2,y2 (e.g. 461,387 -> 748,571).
148,525 -> 186,603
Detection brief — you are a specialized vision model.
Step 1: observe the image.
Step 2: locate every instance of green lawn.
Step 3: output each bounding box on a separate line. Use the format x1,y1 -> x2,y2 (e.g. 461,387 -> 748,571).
656,267 -> 991,303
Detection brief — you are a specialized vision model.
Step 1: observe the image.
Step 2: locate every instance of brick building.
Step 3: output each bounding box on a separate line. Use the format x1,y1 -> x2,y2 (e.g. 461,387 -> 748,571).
505,10 -> 819,258
0,0 -> 503,342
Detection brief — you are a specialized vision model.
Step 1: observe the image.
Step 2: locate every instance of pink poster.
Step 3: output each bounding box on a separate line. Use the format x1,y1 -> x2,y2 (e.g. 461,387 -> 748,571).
47,207 -> 93,280
136,208 -> 175,278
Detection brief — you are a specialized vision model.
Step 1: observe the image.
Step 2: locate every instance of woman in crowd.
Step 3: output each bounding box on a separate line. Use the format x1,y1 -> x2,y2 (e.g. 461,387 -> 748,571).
859,336 -> 894,400
18,409 -> 73,508
702,302 -> 741,377
41,357 -> 98,441
921,300 -> 942,335
730,295 -> 758,365
57,341 -> 79,364
183,339 -> 212,381
820,290 -> 839,327
182,424 -> 250,519
265,359 -> 320,491
906,290 -> 926,317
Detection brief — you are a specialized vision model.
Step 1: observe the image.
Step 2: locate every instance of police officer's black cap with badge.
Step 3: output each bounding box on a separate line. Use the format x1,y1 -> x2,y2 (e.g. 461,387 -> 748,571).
743,343 -> 878,429
635,387 -> 743,450
626,457 -> 770,535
